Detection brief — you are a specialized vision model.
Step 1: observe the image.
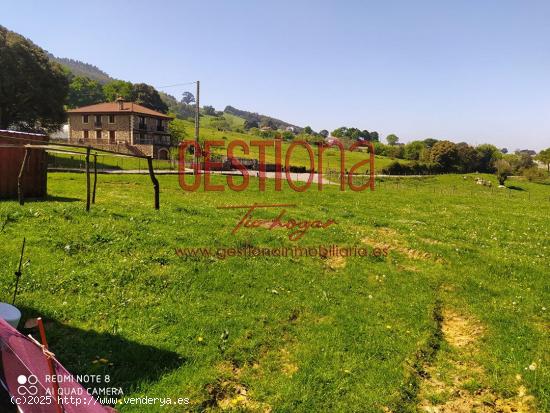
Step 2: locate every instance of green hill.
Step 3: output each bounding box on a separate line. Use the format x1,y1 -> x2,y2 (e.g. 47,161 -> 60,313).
224,105 -> 302,131
47,53 -> 113,84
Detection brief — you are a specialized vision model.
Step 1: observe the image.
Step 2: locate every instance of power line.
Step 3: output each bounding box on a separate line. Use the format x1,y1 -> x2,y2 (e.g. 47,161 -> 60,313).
156,81 -> 197,89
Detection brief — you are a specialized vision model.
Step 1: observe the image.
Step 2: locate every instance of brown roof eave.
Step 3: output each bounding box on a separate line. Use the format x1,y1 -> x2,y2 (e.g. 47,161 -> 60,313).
67,111 -> 173,120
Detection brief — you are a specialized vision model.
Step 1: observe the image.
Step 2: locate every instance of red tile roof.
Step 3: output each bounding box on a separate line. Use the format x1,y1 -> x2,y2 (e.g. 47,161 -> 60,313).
67,102 -> 173,119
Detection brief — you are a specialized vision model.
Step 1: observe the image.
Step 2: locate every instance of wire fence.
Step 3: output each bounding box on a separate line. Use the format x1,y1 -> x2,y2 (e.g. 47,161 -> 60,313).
46,155 -> 550,203
47,153 -> 178,171
370,178 -> 550,204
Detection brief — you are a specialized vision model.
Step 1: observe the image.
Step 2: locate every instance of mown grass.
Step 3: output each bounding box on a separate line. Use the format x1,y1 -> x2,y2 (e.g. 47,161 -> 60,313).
0,173 -> 548,412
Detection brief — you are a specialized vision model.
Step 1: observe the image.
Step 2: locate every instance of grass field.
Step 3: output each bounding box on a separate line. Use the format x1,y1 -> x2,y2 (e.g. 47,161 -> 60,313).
0,173 -> 548,412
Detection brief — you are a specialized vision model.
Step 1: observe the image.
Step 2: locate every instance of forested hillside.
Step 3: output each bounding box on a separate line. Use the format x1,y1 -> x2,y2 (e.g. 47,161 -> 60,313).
47,53 -> 113,84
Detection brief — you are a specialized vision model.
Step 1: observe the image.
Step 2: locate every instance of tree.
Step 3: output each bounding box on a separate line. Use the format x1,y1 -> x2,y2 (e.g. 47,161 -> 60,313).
423,138 -> 438,149
331,127 -> 347,138
244,119 -> 259,130
523,167 -> 547,182
210,117 -> 231,130
304,126 -> 313,134
0,25 -> 68,131
319,129 -> 329,138
515,152 -> 534,172
131,83 -> 168,113
347,128 -> 362,140
103,80 -> 133,101
476,144 -> 502,173
373,141 -> 389,156
403,141 -> 426,160
260,119 -> 276,129
429,140 -> 459,171
203,105 -> 216,116
500,148 -> 508,154
387,145 -> 404,159
181,91 -> 195,105
494,159 -> 512,186
369,131 -> 379,142
67,76 -> 104,108
456,142 -> 479,173
535,148 -> 550,172
281,131 -> 294,141
386,134 -> 399,145
168,118 -> 189,144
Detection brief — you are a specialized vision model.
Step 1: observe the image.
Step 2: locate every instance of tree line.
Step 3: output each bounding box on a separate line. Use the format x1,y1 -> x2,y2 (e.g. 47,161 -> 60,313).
66,76 -> 168,114
1,24 -> 170,133
324,126 -> 549,181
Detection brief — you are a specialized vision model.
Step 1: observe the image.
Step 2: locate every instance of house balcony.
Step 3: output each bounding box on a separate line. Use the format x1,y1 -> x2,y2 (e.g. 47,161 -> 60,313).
70,138 -> 116,145
156,125 -> 165,132
134,136 -> 171,146
138,123 -> 147,130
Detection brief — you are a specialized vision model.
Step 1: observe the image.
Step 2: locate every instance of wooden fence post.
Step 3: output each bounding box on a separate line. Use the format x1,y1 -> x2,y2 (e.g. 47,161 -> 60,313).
147,156 -> 160,210
92,153 -> 98,204
85,147 -> 91,211
18,148 -> 30,206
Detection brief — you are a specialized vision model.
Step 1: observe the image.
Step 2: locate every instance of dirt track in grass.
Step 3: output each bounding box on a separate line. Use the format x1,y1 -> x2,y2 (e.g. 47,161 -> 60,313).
418,308 -> 537,413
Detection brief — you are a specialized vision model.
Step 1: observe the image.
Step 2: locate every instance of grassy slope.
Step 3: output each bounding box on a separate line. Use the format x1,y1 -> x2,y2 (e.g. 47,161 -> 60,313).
0,174 -> 548,412
179,117 -> 400,172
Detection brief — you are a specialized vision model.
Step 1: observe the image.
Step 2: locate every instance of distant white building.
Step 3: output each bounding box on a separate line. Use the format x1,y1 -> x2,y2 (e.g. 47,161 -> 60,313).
325,136 -> 341,145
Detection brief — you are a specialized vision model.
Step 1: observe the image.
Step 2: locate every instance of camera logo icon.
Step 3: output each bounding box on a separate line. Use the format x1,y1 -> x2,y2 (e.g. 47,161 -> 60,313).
17,374 -> 38,395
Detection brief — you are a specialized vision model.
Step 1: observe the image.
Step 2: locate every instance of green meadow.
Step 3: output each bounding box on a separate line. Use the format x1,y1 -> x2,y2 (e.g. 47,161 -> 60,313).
0,172 -> 548,412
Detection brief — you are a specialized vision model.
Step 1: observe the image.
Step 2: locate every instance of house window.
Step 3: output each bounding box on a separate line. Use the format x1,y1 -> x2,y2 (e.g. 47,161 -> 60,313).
96,130 -> 101,139
83,115 -> 89,123
109,115 -> 115,123
139,116 -> 146,129
83,130 -> 89,139
109,130 -> 115,141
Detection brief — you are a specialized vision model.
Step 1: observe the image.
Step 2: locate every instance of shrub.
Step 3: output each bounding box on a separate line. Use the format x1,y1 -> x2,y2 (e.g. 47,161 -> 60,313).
523,167 -> 548,182
381,161 -> 438,175
494,159 -> 512,185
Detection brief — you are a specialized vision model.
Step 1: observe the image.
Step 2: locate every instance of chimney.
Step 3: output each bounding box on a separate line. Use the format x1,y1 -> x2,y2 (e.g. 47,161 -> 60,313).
115,96 -> 124,110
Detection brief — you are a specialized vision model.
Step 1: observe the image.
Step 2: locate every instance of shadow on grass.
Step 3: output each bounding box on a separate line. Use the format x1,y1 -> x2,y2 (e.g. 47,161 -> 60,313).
17,306 -> 186,394
0,195 -> 81,203
507,185 -> 525,191
41,195 -> 81,202
48,157 -> 122,171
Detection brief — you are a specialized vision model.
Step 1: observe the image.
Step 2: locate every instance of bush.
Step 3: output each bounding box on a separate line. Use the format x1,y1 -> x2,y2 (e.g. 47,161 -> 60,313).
381,161 -> 438,175
494,159 -> 512,185
523,167 -> 548,182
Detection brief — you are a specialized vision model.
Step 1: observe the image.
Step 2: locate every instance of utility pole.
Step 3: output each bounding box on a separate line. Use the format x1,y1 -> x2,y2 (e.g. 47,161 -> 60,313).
194,80 -> 200,170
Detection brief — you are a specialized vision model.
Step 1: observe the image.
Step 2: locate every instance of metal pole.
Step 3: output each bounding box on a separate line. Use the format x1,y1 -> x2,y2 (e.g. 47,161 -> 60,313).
195,80 -> 200,170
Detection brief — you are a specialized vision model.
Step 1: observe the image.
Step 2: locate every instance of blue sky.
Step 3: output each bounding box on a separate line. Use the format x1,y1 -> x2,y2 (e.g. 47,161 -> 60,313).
3,0 -> 550,150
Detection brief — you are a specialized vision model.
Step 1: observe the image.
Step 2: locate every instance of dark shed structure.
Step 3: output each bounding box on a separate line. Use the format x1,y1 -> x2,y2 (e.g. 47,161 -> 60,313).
0,130 -> 49,199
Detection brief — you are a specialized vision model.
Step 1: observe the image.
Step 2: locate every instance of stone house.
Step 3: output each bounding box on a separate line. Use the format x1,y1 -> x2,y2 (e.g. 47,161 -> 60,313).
67,98 -> 173,159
